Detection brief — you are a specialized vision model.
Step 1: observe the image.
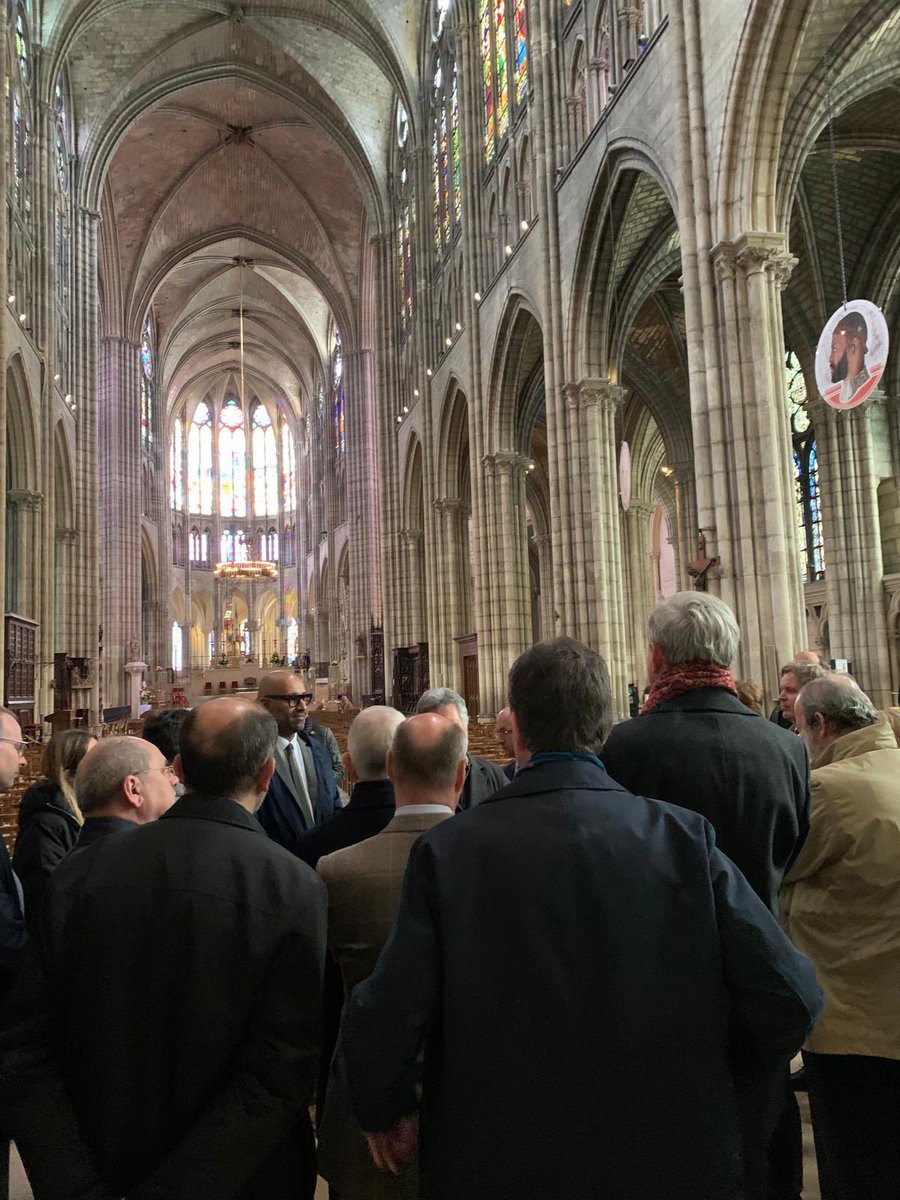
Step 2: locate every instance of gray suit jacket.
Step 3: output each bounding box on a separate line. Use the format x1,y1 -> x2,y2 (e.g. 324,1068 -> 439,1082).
316,809 -> 452,1196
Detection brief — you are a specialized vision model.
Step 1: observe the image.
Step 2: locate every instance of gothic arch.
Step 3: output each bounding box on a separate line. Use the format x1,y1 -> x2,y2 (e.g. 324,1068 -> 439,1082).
485,294 -> 544,454
5,354 -> 39,491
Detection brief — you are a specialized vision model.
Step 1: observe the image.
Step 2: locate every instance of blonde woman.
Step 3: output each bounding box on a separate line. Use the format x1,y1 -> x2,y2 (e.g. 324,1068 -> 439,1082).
13,728 -> 96,933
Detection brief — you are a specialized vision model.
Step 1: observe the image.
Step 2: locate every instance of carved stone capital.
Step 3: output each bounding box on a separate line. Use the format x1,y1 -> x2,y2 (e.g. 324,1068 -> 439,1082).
483,451 -> 530,478
399,527 -> 424,547
578,378 -> 626,414
433,497 -> 465,517
7,489 -> 43,511
626,501 -> 655,522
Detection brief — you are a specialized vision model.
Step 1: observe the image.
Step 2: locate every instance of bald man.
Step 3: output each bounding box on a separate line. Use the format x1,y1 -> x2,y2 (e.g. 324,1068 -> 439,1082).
317,714 -> 465,1199
74,735 -> 178,847
256,670 -> 341,856
292,704 -> 406,869
1,698 -> 327,1200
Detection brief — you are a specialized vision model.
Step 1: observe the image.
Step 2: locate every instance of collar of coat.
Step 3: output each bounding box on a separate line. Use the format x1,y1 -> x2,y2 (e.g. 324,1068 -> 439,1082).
481,755 -> 627,804
160,791 -> 267,834
812,717 -> 899,769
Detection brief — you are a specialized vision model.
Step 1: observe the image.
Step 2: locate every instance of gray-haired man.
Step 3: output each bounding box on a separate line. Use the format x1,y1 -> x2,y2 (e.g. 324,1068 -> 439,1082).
415,687 -> 506,810
602,591 -> 811,1200
75,735 -> 178,847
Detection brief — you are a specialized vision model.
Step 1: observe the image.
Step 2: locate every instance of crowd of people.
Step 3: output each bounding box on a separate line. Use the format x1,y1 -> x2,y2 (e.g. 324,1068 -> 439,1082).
0,590 -> 897,1200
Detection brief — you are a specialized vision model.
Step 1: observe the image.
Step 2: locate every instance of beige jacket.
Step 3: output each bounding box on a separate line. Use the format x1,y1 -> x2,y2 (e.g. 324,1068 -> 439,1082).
781,719 -> 900,1058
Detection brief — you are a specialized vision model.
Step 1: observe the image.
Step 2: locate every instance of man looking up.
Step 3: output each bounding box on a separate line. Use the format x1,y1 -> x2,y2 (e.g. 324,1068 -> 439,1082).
74,735 -> 178,847
257,669 -> 340,855
342,638 -> 821,1200
415,687 -> 505,809
316,713 -> 464,1199
1,697 -> 327,1200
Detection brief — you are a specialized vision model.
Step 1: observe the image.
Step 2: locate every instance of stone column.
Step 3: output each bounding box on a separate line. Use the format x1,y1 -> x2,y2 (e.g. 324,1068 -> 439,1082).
624,501 -> 655,690
568,380 -> 629,716
670,461 -> 698,589
399,528 -> 426,646
479,452 -> 531,715
124,660 -> 147,719
432,497 -> 469,690
532,532 -> 554,639
6,490 -> 42,618
812,391 -> 893,706
710,234 -> 805,686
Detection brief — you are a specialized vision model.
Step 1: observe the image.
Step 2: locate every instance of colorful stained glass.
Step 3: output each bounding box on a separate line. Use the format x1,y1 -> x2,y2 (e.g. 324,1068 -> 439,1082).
219,398 -> 247,517
332,330 -> 345,455
15,10 -> 30,86
439,97 -> 450,246
482,0 -> 494,161
515,0 -> 528,103
433,127 -> 442,253
251,404 -> 277,515
282,423 -> 296,512
140,315 -> 153,447
451,65 -> 461,224
188,402 -> 214,514
495,0 -> 509,141
170,418 -> 184,509
786,350 -> 824,581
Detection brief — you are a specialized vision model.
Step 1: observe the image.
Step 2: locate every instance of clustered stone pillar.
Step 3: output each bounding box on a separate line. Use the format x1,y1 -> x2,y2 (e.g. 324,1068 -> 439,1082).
431,497 -> 470,691
479,452 -> 531,716
812,392 -> 893,707
670,461 -> 698,589
623,501 -> 655,690
708,235 -> 805,687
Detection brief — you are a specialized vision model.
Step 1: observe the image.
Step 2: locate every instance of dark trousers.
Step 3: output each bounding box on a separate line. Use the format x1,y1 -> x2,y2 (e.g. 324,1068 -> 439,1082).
735,1067 -> 801,1200
804,1051 -> 900,1200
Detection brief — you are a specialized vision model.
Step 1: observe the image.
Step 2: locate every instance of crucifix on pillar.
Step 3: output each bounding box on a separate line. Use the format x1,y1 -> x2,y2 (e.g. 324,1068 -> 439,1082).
687,531 -> 720,592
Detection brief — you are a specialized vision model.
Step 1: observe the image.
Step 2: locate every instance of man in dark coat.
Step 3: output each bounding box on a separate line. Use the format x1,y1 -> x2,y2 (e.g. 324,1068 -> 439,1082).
602,592 -> 812,1199
0,697 -> 327,1200
414,687 -> 506,809
293,705 -> 405,869
256,670 -> 341,854
342,638 -> 822,1200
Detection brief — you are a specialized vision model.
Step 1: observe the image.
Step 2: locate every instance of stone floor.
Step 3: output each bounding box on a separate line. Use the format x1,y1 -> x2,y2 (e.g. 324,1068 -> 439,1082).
9,1097 -> 820,1198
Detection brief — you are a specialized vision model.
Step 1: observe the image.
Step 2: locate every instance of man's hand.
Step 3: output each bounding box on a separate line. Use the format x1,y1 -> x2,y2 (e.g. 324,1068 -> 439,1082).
364,1116 -> 418,1175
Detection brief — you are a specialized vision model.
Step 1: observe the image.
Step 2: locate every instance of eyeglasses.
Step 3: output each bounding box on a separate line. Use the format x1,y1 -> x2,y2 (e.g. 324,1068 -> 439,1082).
261,693 -> 311,707
0,737 -> 27,755
139,764 -> 178,780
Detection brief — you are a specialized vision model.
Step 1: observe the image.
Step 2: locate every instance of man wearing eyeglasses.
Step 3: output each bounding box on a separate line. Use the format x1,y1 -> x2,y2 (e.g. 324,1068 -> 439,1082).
73,735 -> 179,847
256,670 -> 341,857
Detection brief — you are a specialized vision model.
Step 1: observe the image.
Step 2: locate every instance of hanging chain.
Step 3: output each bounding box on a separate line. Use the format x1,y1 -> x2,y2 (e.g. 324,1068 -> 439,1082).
821,39 -> 849,309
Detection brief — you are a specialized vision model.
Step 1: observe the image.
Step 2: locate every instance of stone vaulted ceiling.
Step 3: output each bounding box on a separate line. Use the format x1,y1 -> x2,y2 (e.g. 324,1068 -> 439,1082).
48,0 -> 424,422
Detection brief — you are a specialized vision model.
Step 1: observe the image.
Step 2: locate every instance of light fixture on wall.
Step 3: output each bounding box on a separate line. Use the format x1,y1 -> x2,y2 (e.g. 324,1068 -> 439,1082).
473,291 -> 482,302
520,219 -> 529,232
402,405 -> 409,414
426,368 -> 433,378
413,388 -> 420,398
7,294 -> 14,304
455,322 -> 462,331
396,414 -> 403,424
19,312 -> 27,323
53,373 -> 60,382
445,336 -> 452,347
660,465 -> 673,477
504,244 -> 513,257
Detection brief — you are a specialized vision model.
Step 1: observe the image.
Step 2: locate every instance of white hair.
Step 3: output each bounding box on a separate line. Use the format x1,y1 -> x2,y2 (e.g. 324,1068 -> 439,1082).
797,675 -> 878,735
75,737 -> 153,815
415,687 -> 469,729
648,591 -> 740,668
346,706 -> 406,781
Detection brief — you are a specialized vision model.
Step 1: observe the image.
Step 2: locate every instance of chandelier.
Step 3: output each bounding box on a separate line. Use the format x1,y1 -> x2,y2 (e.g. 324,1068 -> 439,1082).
214,560 -> 278,582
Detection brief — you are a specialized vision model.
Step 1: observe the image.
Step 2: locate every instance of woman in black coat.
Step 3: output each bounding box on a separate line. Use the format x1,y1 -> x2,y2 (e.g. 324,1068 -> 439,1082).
13,729 -> 96,934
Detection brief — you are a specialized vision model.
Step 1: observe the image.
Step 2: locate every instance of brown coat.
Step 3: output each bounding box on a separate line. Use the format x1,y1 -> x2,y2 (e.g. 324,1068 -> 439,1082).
316,808 -> 452,1198
782,719 -> 900,1058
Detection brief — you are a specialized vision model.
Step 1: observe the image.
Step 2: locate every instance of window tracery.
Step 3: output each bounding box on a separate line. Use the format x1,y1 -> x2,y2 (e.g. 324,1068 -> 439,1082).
332,328 -> 345,456
188,402 -> 214,515
219,397 -> 247,517
170,417 -> 184,510
140,314 -> 154,448
251,404 -> 278,515
396,104 -> 415,330
430,7 -> 462,257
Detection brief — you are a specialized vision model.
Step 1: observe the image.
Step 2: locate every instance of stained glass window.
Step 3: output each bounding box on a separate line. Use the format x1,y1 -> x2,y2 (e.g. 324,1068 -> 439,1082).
219,398 -> 247,517
282,423 -> 296,512
514,0 -> 528,103
451,66 -> 461,225
287,617 -> 299,661
332,329 -> 345,456
188,401 -> 214,514
786,351 -> 825,582
431,6 -> 461,255
140,315 -> 154,448
172,622 -> 183,673
495,0 -> 509,141
265,528 -> 278,560
170,417 -> 184,509
15,9 -> 30,86
251,404 -> 278,515
482,0 -> 526,163
482,1 -> 494,161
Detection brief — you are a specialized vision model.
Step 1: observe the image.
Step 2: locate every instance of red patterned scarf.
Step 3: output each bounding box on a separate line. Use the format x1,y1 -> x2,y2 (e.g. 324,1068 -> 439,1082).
641,660 -> 738,714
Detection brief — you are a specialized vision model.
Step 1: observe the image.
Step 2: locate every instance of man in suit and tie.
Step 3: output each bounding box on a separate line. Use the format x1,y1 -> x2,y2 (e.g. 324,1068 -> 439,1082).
256,670 -> 341,856
316,712 -> 466,1199
415,688 -> 506,810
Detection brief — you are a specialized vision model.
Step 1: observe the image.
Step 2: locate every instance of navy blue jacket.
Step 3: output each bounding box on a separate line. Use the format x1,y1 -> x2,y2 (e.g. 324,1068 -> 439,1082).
257,730 -> 340,858
602,688 -> 810,913
343,758 -> 822,1200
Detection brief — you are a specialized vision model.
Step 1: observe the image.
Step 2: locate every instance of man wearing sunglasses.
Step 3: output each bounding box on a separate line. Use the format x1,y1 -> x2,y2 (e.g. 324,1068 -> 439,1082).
256,671 -> 341,857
